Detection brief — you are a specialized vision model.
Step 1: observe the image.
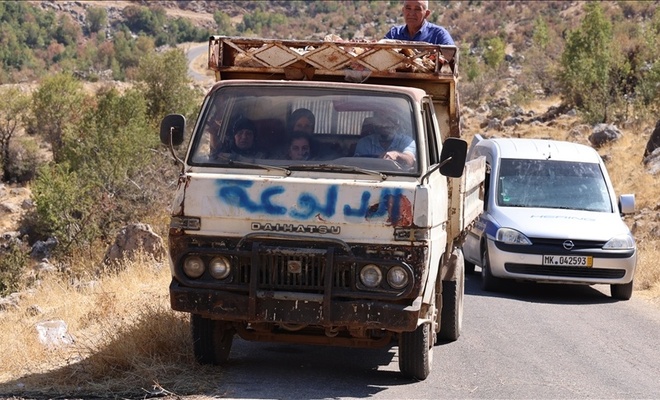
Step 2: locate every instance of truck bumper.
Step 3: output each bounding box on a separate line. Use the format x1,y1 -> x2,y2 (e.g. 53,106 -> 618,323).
170,280 -> 420,332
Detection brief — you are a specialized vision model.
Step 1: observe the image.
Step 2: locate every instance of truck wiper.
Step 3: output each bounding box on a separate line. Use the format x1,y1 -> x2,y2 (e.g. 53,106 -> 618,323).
289,163 -> 387,180
217,155 -> 291,175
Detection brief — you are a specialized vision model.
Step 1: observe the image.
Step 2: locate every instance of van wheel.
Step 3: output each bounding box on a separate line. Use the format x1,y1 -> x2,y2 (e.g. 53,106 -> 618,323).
611,281 -> 633,300
191,314 -> 234,364
439,249 -> 464,342
399,322 -> 433,380
481,246 -> 500,292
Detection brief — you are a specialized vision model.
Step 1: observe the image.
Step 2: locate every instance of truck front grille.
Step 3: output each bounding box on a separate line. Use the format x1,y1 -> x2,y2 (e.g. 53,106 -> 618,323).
235,244 -> 353,292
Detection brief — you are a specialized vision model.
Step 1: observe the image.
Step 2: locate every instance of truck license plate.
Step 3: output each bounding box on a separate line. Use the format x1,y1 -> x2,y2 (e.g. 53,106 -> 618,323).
543,255 -> 593,267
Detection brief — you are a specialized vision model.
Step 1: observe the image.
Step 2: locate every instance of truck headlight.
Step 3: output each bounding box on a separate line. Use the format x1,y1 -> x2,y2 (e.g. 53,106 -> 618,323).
387,266 -> 409,289
183,256 -> 205,278
360,264 -> 382,288
209,256 -> 231,279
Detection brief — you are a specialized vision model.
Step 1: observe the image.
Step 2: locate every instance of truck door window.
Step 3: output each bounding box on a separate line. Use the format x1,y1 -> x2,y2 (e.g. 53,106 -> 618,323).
423,100 -> 439,165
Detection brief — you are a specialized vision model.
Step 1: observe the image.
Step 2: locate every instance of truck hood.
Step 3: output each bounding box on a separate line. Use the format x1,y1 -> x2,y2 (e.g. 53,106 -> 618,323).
488,207 -> 632,241
176,173 -> 418,241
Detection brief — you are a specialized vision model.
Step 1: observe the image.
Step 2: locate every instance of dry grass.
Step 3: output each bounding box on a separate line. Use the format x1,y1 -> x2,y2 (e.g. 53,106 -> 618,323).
0,254 -> 226,398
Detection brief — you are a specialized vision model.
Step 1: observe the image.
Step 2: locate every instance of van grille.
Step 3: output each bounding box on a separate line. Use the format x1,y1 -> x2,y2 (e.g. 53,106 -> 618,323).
504,263 -> 625,279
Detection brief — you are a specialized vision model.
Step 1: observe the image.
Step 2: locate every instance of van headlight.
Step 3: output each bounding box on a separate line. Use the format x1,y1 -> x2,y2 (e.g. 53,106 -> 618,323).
360,264 -> 383,288
603,235 -> 635,250
496,228 -> 532,245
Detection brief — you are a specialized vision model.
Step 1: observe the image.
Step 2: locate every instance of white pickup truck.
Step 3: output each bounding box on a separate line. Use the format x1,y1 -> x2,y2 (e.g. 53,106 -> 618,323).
160,36 -> 485,380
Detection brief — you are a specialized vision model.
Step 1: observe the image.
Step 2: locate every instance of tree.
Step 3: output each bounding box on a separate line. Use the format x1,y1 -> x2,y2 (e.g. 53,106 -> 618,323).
31,87 -> 167,258
213,11 -> 236,36
483,36 -> 506,69
29,72 -> 87,162
135,48 -> 198,122
86,7 -> 108,34
0,87 -> 30,181
559,2 -> 613,123
532,16 -> 549,50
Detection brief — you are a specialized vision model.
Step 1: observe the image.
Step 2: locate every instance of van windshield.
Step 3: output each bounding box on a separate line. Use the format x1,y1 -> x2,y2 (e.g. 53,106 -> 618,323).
188,86 -> 419,174
496,159 -> 612,212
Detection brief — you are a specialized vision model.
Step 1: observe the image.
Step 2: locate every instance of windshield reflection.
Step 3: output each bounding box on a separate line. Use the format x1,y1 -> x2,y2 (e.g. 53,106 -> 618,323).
188,86 -> 419,174
497,159 -> 612,212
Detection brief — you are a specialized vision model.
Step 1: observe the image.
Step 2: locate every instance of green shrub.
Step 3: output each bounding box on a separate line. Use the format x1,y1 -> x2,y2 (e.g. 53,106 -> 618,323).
0,239 -> 30,296
483,37 -> 506,69
4,137 -> 42,183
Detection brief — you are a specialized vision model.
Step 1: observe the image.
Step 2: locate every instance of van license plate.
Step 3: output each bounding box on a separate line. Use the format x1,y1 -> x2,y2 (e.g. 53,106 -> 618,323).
543,255 -> 593,267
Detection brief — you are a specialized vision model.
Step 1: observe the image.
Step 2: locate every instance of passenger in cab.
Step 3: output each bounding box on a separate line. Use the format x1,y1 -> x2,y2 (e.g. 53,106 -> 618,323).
217,117 -> 264,158
286,132 -> 312,161
288,108 -> 316,134
354,112 -> 416,168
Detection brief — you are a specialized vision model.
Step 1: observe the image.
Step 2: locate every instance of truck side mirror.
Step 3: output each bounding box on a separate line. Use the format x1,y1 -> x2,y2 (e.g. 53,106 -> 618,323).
160,114 -> 186,147
439,137 -> 468,178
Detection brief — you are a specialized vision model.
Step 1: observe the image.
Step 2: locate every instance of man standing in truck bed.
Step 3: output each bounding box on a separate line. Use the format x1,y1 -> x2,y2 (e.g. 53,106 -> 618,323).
385,0 -> 455,45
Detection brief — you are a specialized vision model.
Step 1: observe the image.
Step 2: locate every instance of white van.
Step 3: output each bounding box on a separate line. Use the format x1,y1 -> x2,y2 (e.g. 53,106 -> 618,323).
462,136 -> 637,300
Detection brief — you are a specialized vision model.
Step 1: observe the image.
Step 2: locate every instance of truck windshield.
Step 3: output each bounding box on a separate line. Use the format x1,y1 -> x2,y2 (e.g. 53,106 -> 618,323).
496,159 -> 612,212
188,86 -> 418,174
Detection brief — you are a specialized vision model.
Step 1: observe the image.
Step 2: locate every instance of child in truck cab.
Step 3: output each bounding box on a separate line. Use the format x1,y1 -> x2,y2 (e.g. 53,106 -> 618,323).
286,132 -> 312,161
353,112 -> 416,168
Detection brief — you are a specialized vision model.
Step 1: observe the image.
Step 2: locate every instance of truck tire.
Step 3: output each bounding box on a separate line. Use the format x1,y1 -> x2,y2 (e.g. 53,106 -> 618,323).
399,322 -> 433,380
191,314 -> 234,365
611,281 -> 633,300
438,249 -> 464,342
481,246 -> 500,292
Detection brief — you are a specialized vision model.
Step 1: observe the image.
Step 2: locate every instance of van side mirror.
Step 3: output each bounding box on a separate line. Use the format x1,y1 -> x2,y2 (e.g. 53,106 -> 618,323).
160,114 -> 186,147
619,194 -> 635,215
439,137 -> 468,178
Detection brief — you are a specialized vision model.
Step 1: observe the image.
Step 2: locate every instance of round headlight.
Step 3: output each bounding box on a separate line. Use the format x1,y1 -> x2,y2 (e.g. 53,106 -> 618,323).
360,264 -> 383,288
387,266 -> 409,289
209,256 -> 231,279
183,256 -> 205,278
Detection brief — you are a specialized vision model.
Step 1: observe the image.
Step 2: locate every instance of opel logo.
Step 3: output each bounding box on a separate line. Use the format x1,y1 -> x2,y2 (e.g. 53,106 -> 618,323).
563,240 -> 575,250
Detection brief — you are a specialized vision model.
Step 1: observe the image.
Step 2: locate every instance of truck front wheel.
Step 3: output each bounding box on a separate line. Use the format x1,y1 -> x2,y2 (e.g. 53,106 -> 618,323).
399,322 -> 433,380
191,314 -> 234,365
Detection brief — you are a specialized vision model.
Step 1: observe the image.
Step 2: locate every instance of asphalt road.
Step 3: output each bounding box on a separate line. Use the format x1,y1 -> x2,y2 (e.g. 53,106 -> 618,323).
185,42 -> 213,84
211,274 -> 660,399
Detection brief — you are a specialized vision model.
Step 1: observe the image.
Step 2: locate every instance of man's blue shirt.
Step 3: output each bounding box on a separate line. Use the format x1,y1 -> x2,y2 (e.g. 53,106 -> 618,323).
385,20 -> 455,45
354,134 -> 416,158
